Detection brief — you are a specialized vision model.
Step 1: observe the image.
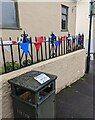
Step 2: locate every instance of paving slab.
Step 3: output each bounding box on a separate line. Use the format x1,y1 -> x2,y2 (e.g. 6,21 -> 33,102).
56,60 -> 94,118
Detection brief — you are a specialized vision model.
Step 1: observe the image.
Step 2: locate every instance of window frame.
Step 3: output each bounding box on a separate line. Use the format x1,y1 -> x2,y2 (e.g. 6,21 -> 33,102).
0,1 -> 22,30
61,4 -> 69,32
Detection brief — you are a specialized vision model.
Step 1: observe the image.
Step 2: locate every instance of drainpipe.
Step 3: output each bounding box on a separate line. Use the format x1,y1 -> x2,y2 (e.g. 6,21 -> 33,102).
85,0 -> 94,73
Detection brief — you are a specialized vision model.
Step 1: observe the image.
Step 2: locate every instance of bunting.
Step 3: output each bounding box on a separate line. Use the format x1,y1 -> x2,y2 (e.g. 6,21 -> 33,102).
82,34 -> 84,39
49,33 -> 56,42
18,36 -> 23,43
59,38 -> 62,44
81,34 -> 84,44
37,36 -> 44,43
12,40 -> 17,44
54,41 -> 59,48
18,33 -> 30,56
49,36 -> 52,42
61,36 -> 66,41
72,37 -> 75,43
67,33 -> 70,38
78,34 -> 84,45
25,37 -> 30,43
34,41 -> 41,51
68,37 -> 72,40
19,42 -> 29,56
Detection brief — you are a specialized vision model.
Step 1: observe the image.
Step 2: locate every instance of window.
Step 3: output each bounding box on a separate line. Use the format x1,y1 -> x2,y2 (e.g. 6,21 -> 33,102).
61,5 -> 68,31
0,0 -> 20,28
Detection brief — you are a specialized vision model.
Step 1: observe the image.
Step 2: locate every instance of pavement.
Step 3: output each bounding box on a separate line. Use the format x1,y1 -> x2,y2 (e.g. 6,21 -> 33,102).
56,60 -> 94,118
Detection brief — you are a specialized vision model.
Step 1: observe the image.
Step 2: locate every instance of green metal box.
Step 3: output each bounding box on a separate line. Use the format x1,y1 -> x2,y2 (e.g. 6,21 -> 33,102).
8,70 -> 57,119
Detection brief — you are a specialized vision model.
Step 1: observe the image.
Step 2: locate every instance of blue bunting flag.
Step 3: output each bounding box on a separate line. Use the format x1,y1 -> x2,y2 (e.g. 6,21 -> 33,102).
19,42 -> 29,56
50,33 -> 56,41
54,41 -> 59,48
67,33 -> 70,38
25,37 -> 30,43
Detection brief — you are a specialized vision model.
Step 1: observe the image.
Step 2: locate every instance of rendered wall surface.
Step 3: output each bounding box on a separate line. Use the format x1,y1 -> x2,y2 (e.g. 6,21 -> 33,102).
75,0 -> 95,54
75,1 -> 89,40
0,2 -> 76,66
1,49 -> 86,118
1,2 -> 76,39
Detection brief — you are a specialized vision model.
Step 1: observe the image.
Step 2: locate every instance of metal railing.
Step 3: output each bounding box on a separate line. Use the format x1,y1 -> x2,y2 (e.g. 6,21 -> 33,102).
0,33 -> 84,74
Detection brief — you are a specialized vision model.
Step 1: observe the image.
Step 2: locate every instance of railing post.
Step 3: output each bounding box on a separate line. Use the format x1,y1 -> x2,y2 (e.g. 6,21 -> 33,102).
30,37 -> 33,64
17,37 -> 22,68
1,37 -> 6,73
9,37 -> 14,70
48,37 -> 51,59
63,38 -> 66,54
58,37 -> 60,56
66,37 -> 68,54
44,37 -> 47,60
60,37 -> 63,55
55,37 -> 57,57
35,37 -> 39,62
40,39 -> 43,61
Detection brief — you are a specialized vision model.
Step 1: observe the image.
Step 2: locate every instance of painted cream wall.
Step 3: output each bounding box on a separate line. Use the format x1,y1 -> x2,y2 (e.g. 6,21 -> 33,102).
18,2 -> 76,37
1,49 -> 86,118
75,1 -> 89,39
1,2 -> 76,39
0,2 -> 76,66
76,0 -> 95,53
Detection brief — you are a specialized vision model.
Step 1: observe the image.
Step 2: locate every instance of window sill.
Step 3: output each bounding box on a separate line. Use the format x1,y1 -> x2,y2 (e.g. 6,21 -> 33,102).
61,29 -> 68,32
0,27 -> 22,30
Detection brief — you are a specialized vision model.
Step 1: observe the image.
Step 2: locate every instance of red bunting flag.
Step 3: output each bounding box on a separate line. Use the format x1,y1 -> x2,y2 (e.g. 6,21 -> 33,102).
74,46 -> 77,49
61,36 -> 66,41
37,36 -> 44,43
34,42 -> 41,51
12,40 -> 17,44
59,40 -> 62,44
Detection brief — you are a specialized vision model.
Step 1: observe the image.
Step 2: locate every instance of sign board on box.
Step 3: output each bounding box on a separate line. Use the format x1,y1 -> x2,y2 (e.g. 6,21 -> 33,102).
34,73 -> 50,84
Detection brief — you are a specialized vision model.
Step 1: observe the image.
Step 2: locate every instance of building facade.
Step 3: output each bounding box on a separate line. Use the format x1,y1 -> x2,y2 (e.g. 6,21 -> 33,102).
0,0 -> 76,39
75,0 -> 95,58
0,0 -> 94,60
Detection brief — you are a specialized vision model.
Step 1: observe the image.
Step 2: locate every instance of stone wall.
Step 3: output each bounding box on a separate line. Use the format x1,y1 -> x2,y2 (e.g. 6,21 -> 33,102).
1,49 -> 86,118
